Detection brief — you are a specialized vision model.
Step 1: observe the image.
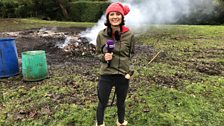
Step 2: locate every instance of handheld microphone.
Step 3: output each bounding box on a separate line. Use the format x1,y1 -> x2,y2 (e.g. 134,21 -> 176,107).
105,40 -> 115,67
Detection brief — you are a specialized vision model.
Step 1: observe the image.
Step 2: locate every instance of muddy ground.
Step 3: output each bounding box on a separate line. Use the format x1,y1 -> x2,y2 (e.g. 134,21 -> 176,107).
1,27 -> 222,89
0,27 -> 154,86
1,27 -> 223,123
0,27 -> 95,64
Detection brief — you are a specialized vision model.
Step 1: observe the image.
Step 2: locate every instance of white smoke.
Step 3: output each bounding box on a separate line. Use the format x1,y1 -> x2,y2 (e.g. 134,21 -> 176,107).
80,16 -> 106,44
81,0 -> 214,45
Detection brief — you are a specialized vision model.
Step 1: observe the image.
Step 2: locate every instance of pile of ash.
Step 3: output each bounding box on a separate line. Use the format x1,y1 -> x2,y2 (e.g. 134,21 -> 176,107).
56,36 -> 96,56
0,27 -> 96,57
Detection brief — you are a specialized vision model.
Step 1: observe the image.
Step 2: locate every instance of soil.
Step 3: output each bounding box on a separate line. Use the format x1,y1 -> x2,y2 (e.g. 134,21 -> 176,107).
0,27 -> 97,65
0,27 -> 157,110
0,27 -> 155,85
2,27 -> 222,89
1,27 -> 223,124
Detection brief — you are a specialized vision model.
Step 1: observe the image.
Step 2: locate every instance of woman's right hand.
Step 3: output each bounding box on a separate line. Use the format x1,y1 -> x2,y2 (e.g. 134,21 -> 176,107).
104,53 -> 113,61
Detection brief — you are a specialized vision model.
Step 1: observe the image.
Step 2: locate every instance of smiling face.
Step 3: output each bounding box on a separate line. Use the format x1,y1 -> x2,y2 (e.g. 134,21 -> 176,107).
108,12 -> 122,26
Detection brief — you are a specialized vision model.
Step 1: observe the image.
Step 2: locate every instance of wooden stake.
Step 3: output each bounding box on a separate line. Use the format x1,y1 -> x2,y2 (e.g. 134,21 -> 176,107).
148,50 -> 161,65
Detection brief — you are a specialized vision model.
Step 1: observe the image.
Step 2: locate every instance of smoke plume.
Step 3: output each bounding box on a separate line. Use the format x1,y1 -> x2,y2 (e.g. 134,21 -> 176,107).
81,0 -> 214,45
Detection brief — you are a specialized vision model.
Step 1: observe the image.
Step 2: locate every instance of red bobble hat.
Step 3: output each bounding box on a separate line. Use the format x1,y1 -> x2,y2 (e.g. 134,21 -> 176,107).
106,2 -> 130,16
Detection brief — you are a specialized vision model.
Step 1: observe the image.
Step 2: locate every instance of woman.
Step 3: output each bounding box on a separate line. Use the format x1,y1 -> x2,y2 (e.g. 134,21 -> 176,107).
96,2 -> 135,126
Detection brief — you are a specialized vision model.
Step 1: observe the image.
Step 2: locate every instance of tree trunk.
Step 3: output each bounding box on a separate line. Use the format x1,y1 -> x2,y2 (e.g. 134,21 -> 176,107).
56,0 -> 69,19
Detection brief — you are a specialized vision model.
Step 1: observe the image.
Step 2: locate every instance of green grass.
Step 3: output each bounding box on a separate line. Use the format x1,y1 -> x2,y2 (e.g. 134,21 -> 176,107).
0,19 -> 224,125
0,18 -> 95,32
127,85 -> 224,125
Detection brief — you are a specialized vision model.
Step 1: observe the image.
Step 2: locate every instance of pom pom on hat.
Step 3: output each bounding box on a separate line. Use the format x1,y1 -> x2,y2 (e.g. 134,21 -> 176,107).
106,2 -> 130,16
123,5 -> 130,15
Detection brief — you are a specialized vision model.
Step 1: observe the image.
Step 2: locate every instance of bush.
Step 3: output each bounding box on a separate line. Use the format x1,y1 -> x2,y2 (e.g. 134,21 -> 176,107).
177,5 -> 224,25
0,0 -> 110,21
32,0 -> 63,20
0,2 -> 18,18
0,2 -> 3,17
1,0 -> 223,24
69,1 -> 110,22
15,3 -> 34,17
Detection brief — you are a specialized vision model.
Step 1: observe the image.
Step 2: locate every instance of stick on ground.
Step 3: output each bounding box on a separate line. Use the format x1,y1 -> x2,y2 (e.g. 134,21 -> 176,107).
148,50 -> 161,65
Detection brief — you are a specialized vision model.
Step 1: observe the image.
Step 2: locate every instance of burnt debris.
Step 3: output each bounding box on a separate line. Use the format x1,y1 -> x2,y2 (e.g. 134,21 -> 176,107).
0,27 -> 96,57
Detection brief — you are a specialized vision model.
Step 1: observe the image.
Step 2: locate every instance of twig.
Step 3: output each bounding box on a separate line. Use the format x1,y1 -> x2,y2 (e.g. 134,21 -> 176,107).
147,50 -> 161,65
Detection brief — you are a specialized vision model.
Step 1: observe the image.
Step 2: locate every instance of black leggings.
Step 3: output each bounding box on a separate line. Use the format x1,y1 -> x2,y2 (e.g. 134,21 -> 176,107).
96,74 -> 129,125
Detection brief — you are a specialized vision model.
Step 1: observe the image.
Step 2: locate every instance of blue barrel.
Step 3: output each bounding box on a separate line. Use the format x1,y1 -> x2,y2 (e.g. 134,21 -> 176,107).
0,38 -> 19,78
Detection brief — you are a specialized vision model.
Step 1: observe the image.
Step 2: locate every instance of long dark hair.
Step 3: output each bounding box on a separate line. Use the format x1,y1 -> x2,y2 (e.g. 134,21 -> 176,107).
104,15 -> 125,41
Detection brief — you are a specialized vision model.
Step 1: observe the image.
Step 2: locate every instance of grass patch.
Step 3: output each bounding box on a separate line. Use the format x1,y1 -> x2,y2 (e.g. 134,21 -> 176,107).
0,19 -> 224,125
0,18 -> 95,32
127,85 -> 224,125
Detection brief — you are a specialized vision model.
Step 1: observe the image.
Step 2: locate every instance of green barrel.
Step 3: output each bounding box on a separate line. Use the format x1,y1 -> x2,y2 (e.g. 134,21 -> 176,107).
22,50 -> 48,81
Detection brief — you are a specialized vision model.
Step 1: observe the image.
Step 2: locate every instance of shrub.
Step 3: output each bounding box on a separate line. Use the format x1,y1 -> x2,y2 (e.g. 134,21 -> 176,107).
15,3 -> 34,17
69,1 -> 110,22
0,2 -> 18,18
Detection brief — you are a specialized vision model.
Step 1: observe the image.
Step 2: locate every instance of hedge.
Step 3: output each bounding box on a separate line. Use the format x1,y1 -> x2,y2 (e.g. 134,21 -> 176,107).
0,1 -> 110,21
0,0 -> 223,24
69,1 -> 110,22
0,2 -> 18,18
